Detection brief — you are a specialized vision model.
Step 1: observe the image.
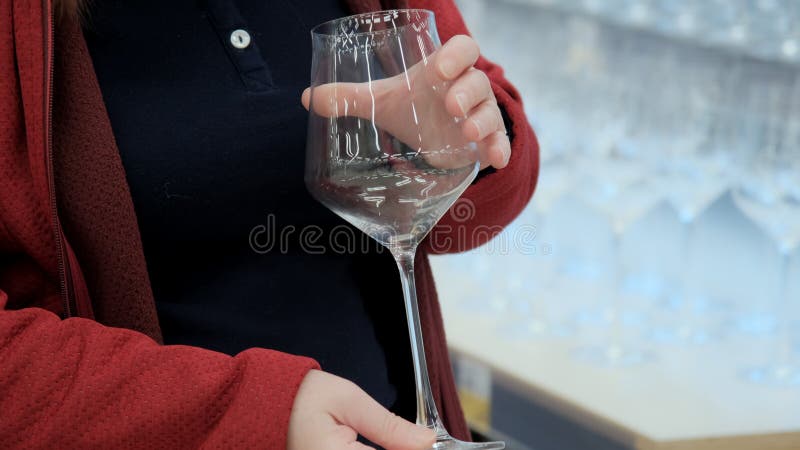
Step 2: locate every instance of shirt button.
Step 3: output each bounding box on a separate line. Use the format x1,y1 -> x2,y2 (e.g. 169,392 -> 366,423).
230,29 -> 251,49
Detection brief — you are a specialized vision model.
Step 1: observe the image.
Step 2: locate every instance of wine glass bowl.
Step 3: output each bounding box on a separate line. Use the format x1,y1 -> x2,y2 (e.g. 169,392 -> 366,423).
305,10 -> 480,251
306,10 -> 502,449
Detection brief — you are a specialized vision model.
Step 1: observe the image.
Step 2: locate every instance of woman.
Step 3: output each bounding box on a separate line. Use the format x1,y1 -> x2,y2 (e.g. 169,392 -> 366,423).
0,0 -> 538,448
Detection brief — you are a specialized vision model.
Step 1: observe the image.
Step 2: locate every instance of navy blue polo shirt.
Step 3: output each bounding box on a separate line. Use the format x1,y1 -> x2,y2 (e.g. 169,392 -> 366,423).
83,0 -> 415,420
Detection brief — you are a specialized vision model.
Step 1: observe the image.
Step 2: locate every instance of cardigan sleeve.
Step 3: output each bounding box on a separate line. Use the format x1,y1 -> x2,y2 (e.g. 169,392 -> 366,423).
415,0 -> 540,254
0,298 -> 319,449
1,9 -> 319,446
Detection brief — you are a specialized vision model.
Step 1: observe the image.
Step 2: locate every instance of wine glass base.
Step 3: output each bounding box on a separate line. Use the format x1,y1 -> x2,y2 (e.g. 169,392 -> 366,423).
572,344 -> 655,368
432,435 -> 505,450
741,365 -> 800,387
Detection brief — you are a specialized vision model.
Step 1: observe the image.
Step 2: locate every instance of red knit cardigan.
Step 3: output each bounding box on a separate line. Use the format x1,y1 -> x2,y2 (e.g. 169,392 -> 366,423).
0,0 -> 538,447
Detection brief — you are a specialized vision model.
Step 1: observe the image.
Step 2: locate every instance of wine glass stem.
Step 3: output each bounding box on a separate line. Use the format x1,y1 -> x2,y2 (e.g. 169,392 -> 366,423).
394,249 -> 447,434
610,231 -> 623,348
680,220 -> 697,327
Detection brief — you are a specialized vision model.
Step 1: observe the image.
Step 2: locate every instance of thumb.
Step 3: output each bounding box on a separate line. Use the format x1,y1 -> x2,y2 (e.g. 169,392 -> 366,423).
301,80 -> 391,120
333,385 -> 435,450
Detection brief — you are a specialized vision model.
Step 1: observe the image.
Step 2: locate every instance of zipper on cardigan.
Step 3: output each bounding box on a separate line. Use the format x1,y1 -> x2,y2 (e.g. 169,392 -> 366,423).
43,0 -> 73,318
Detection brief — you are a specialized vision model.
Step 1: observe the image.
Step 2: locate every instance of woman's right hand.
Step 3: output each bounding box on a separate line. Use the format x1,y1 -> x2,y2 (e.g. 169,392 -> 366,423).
288,369 -> 436,450
302,35 -> 510,171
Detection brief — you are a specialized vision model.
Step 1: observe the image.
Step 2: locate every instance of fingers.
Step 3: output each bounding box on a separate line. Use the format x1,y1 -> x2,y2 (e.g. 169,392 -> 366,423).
434,34 -> 480,81
302,83 -> 378,120
434,36 -> 510,169
463,99 -> 503,142
333,380 -> 435,450
481,130 -> 512,169
462,99 -> 511,169
445,68 -> 494,118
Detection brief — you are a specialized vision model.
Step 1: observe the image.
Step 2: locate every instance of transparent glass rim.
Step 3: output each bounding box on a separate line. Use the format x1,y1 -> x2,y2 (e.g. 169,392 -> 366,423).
310,9 -> 434,37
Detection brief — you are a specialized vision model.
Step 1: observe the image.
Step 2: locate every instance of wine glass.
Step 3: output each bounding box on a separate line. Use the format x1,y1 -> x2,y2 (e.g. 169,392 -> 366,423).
732,170 -> 800,386
571,163 -> 662,367
647,153 -> 730,345
728,66 -> 800,346
305,10 -> 503,449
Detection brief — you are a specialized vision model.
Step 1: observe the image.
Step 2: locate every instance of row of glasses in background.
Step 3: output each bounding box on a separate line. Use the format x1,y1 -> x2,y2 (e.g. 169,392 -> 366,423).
581,13 -> 798,378
572,24 -> 800,379
543,14 -> 730,366
450,0 -> 800,381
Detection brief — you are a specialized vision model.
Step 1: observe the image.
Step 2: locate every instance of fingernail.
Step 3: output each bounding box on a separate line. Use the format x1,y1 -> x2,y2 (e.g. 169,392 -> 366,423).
455,93 -> 468,117
471,118 -> 483,139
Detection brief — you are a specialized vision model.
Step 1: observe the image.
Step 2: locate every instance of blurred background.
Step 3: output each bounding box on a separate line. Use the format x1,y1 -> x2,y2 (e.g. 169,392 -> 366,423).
430,1 -> 800,449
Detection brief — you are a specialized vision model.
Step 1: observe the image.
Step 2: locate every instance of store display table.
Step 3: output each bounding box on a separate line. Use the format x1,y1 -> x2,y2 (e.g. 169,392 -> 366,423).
435,286 -> 800,450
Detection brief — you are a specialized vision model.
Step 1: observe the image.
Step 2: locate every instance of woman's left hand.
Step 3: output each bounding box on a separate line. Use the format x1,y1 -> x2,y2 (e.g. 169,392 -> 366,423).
302,35 -> 511,170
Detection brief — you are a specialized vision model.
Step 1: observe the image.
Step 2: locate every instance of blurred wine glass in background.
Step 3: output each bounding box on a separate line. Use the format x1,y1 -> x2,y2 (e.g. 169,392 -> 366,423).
726,70 -> 800,385
732,169 -> 800,385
